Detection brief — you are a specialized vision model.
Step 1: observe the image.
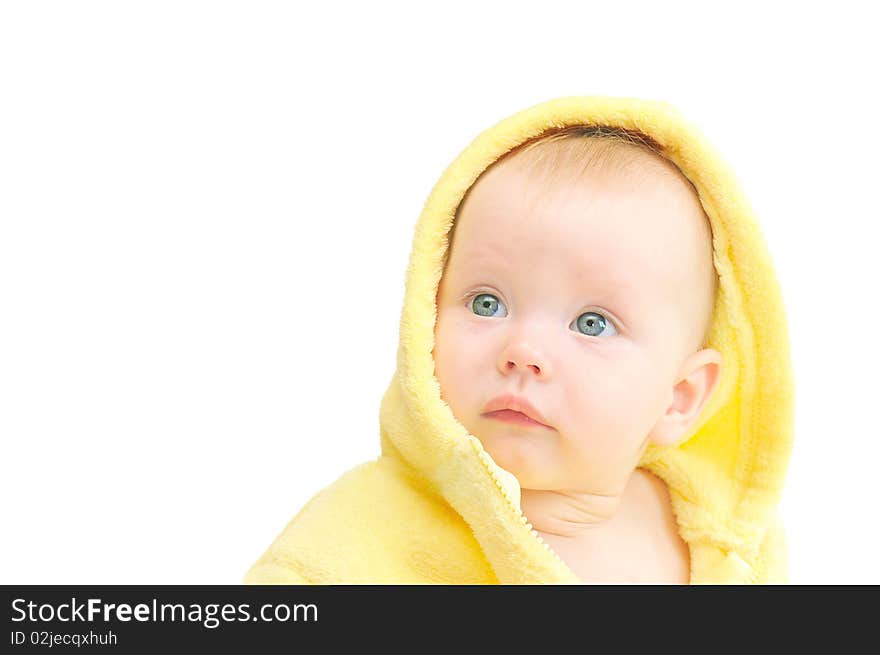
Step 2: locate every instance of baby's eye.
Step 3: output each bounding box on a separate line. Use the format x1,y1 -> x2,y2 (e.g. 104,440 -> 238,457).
471,293 -> 507,318
572,311 -> 618,338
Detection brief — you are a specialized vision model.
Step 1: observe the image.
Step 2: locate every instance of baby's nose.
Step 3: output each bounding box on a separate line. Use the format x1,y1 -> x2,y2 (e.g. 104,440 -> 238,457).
505,359 -> 542,376
499,340 -> 549,378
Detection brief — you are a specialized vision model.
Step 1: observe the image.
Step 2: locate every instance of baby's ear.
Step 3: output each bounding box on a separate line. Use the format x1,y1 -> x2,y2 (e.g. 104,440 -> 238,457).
649,348 -> 722,448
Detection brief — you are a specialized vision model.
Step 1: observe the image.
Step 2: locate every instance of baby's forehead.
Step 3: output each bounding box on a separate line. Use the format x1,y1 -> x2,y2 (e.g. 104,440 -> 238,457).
458,157 -> 708,272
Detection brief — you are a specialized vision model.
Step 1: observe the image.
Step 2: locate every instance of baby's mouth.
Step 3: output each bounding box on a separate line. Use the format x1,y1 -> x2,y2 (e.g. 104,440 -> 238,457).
483,409 -> 554,429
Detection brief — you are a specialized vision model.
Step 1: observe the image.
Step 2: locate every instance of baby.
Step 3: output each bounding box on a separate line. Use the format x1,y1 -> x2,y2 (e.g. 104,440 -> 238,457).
243,96 -> 792,585
432,126 -> 721,583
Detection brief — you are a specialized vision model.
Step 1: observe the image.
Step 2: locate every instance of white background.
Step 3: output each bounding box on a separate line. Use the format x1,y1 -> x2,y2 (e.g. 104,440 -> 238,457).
1,1 -> 876,584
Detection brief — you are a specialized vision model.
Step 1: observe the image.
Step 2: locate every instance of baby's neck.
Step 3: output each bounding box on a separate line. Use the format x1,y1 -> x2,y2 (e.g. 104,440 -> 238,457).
521,469 -> 690,584
520,468 -> 649,538
520,489 -> 623,537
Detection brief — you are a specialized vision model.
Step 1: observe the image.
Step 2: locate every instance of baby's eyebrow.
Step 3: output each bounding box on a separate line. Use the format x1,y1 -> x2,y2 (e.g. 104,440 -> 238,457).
455,239 -> 662,308
454,250 -> 515,282
459,242 -> 510,266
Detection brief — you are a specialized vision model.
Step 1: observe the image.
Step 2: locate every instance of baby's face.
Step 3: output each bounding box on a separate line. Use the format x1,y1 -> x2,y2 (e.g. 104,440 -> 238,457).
433,154 -> 716,492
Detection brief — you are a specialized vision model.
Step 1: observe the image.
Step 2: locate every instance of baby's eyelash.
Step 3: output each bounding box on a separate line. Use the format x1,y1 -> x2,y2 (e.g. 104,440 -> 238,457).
462,288 -> 496,304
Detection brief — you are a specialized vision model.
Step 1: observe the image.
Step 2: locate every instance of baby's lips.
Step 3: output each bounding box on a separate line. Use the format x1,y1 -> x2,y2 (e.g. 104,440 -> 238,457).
482,392 -> 552,427
485,408 -> 554,429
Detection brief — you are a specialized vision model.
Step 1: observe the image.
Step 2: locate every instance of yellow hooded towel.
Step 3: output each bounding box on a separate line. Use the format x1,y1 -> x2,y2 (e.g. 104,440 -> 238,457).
243,95 -> 794,584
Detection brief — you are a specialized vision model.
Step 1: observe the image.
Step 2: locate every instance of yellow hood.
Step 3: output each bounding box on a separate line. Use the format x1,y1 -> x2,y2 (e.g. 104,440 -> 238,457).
244,95 -> 794,584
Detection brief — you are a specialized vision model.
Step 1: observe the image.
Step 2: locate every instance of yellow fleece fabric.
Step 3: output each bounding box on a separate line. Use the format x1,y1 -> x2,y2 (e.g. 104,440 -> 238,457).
243,95 -> 794,584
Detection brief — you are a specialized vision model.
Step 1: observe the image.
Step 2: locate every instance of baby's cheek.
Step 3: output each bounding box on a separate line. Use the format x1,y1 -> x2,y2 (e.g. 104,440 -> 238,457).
433,316 -> 462,403
565,358 -> 664,451
434,316 -> 491,414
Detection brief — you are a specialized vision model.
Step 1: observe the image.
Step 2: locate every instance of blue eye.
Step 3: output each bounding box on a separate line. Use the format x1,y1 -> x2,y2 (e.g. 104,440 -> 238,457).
469,294 -> 617,337
573,311 -> 617,337
471,293 -> 507,317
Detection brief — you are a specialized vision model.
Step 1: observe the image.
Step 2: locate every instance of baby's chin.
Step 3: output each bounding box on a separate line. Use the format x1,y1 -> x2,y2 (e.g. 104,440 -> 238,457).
474,433 -> 558,489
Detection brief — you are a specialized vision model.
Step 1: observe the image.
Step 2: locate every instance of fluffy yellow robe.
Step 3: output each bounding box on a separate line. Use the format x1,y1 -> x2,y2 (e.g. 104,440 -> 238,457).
244,95 -> 794,584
